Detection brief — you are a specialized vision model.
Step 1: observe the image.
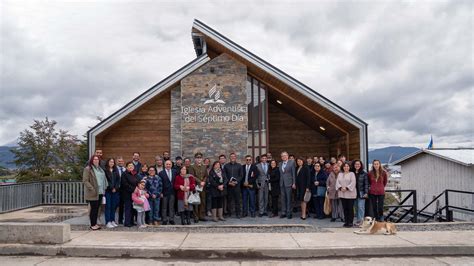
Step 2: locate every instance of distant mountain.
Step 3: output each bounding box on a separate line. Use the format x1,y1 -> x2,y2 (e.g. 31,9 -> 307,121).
368,146 -> 419,164
0,146 -> 16,169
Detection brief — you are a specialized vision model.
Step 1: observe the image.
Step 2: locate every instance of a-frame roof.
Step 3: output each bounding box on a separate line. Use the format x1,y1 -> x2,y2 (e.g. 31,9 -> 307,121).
191,19 -> 367,128
87,54 -> 210,156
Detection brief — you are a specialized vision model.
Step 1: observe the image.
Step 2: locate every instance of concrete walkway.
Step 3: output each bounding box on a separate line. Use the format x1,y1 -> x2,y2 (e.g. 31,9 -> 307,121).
1,229 -> 473,259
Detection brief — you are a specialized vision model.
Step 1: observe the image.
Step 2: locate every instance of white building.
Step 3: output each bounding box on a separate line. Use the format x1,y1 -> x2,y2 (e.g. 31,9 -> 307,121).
393,148 -> 474,221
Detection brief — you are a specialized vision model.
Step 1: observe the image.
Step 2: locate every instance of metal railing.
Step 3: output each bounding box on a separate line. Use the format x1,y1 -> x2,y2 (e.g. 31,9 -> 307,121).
417,189 -> 474,222
0,182 -> 43,213
385,189 -> 418,223
0,181 -> 86,213
43,181 -> 85,205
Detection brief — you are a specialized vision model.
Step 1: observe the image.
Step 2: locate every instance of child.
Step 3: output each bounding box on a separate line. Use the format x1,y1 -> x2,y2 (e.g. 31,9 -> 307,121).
132,180 -> 150,228
145,166 -> 163,225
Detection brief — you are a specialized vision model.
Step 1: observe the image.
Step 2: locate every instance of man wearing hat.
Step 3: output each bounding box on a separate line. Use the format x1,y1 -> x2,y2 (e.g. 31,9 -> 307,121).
173,156 -> 184,173
189,152 -> 208,222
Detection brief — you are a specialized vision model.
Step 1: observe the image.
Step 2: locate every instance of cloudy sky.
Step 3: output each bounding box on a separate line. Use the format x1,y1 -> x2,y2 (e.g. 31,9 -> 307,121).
1,0 -> 472,149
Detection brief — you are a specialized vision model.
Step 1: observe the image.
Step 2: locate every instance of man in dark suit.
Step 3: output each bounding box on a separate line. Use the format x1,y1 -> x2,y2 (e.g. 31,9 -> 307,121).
242,155 -> 258,217
279,151 -> 296,219
159,160 -> 177,225
256,154 -> 270,217
132,152 -> 142,173
116,156 -> 126,224
223,152 -> 243,218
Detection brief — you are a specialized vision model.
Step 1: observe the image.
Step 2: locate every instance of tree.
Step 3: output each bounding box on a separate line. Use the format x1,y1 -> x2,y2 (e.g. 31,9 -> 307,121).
11,117 -> 81,181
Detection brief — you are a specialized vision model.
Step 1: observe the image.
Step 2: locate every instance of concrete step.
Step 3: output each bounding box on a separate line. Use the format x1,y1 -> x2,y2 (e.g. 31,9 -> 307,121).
1,230 -> 473,259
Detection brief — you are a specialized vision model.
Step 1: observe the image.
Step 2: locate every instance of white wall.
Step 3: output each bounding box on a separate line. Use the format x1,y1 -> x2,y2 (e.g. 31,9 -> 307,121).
401,153 -> 474,221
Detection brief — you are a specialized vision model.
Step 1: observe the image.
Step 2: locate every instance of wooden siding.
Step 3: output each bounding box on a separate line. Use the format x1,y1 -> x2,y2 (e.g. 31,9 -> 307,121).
400,153 -> 474,221
95,91 -> 171,165
268,102 -> 330,158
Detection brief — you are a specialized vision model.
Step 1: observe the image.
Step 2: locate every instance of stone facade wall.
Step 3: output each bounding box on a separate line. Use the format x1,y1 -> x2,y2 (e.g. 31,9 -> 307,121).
179,53 -> 248,160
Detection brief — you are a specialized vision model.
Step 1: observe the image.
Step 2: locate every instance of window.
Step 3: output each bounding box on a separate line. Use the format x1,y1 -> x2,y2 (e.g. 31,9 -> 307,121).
247,75 -> 268,159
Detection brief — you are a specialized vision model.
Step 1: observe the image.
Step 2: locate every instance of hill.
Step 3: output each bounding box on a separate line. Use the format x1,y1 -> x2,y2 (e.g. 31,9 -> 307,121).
0,146 -> 16,169
368,146 -> 419,164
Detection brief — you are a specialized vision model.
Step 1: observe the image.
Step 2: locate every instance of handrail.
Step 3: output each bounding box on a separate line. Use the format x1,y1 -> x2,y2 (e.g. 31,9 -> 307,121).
0,181 -> 85,213
417,189 -> 474,222
384,189 -> 417,223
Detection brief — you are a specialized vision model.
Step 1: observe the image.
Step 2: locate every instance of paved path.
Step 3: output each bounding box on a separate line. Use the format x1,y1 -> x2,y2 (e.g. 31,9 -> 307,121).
1,229 -> 473,259
2,255 -> 474,265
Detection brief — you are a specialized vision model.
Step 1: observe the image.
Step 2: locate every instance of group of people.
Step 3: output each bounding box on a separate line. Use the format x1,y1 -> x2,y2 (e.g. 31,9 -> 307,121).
82,150 -> 387,230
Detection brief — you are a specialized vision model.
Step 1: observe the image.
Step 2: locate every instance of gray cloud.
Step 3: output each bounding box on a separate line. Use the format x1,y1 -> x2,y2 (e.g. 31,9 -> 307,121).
0,0 -> 472,149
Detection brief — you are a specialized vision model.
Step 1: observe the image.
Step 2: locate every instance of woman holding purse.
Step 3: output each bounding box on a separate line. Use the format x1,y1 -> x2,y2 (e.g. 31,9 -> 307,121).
311,162 -> 328,219
174,166 -> 196,225
295,158 -> 311,220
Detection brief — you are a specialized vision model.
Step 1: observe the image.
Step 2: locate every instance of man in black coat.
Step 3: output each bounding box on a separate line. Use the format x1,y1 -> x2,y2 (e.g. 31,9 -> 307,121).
159,160 -> 177,225
223,152 -> 243,218
242,155 -> 258,217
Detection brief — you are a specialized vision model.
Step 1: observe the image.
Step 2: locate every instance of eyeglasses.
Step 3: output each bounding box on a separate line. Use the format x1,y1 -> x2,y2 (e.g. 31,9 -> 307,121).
246,159 -> 252,161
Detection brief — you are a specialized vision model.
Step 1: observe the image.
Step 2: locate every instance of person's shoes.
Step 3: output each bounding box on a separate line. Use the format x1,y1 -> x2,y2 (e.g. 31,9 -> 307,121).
180,212 -> 185,225
287,214 -> 292,219
242,213 -> 248,218
340,218 -> 344,222
153,221 -> 160,226
263,213 -> 268,216
169,220 -> 175,225
186,211 -> 192,225
199,217 -> 208,222
139,225 -> 147,229
300,216 -> 306,220
211,209 -> 218,222
90,225 -> 101,230
236,214 -> 241,219
106,222 -> 114,229
207,211 -> 212,217
280,214 -> 286,219
162,220 -> 168,225
330,218 -> 336,222
258,213 -> 263,217
111,221 -> 118,227
218,208 -> 226,221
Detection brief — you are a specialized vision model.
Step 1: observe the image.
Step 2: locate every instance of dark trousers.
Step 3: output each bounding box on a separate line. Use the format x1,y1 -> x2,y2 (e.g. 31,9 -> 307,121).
242,188 -> 256,214
118,194 -> 124,224
227,187 -> 241,215
123,195 -> 133,226
369,194 -> 385,221
211,196 -> 223,209
88,194 -> 103,227
341,198 -> 355,225
313,196 -> 325,219
271,194 -> 279,215
105,191 -> 119,223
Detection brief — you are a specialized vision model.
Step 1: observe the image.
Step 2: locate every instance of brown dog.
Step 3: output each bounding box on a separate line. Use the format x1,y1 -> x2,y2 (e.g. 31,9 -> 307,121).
354,216 -> 397,235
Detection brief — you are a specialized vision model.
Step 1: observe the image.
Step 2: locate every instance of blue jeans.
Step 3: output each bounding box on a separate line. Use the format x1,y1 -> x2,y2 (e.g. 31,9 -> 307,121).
149,197 -> 161,222
242,188 -> 256,214
105,191 -> 120,223
355,198 -> 366,223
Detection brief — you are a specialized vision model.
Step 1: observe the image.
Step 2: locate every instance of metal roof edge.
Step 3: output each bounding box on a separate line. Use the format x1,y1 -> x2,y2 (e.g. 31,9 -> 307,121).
87,54 -> 210,156
192,19 -> 367,128
393,149 -> 472,167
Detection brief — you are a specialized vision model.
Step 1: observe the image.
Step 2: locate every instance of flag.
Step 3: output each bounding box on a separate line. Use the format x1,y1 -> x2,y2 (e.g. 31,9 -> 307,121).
427,135 -> 433,149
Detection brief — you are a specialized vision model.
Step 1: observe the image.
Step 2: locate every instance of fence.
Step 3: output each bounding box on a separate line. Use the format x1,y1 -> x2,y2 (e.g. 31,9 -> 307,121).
0,181 -> 86,213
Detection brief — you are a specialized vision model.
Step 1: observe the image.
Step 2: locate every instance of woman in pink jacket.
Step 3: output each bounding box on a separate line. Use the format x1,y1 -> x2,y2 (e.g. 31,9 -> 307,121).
336,162 -> 356,227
